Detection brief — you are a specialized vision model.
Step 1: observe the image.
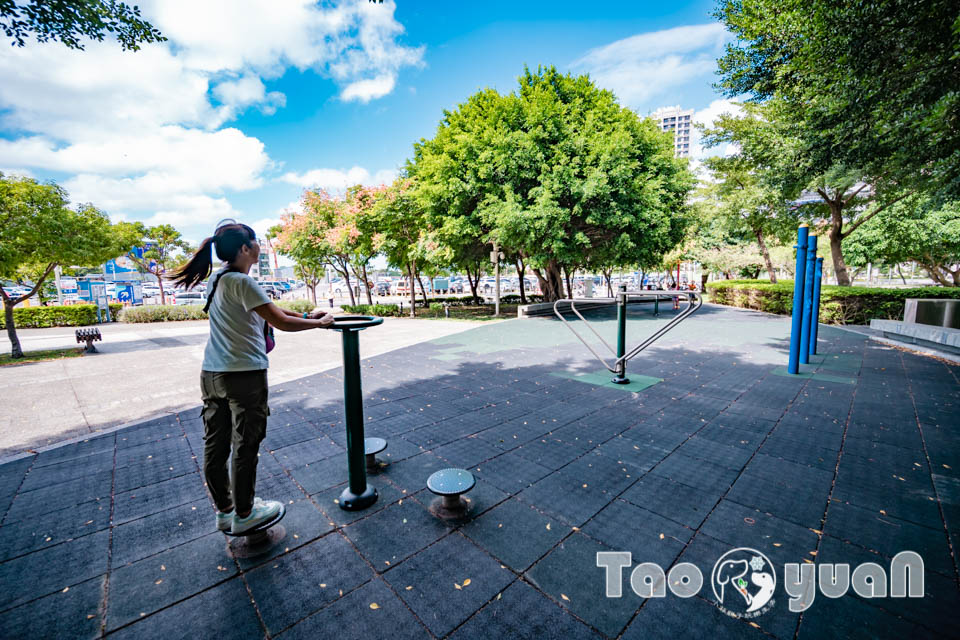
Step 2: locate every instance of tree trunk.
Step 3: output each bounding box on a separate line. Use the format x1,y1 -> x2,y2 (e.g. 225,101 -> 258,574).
4,300 -> 23,358
532,259 -> 565,302
516,258 -> 527,305
362,265 -> 373,304
755,228 -> 777,283
416,273 -> 427,303
406,263 -> 417,318
563,268 -> 574,299
466,262 -> 481,305
603,269 -> 613,296
827,207 -> 852,286
307,283 -> 317,305
896,264 -> 907,285
156,271 -> 166,305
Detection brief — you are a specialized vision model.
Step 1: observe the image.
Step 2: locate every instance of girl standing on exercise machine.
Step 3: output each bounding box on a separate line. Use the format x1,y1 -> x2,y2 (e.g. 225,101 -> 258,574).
167,221 -> 334,534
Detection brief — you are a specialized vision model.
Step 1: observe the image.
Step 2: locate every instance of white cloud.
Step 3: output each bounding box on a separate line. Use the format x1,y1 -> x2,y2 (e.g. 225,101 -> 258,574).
0,168 -> 34,178
0,0 -> 422,237
280,166 -> 397,191
572,23 -> 728,110
688,98 -> 743,160
341,75 -> 395,103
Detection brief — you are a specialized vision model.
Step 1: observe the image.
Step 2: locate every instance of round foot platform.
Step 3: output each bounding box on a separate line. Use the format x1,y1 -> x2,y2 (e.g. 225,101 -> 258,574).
611,376 -> 631,384
426,468 -> 475,519
364,437 -> 388,473
223,504 -> 286,556
339,485 -> 378,511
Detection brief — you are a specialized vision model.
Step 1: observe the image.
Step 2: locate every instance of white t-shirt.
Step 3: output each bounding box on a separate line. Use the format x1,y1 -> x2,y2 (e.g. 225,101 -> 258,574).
201,270 -> 272,372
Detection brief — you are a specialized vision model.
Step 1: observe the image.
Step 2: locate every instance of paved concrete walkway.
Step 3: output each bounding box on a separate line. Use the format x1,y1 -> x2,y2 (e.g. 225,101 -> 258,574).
0,318 -> 484,457
0,303 -> 957,639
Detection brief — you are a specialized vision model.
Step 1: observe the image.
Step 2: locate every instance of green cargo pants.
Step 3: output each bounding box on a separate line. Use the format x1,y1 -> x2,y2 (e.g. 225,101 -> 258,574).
200,369 -> 270,516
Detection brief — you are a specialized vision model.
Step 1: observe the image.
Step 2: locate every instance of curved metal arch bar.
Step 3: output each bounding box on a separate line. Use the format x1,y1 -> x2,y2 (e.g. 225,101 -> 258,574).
553,292 -> 702,374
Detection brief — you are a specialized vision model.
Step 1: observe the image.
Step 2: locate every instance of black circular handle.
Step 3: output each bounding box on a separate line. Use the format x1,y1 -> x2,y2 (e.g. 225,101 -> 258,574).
327,315 -> 385,330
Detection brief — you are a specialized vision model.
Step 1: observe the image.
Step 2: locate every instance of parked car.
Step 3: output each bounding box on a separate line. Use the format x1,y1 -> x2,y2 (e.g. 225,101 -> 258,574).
375,281 -> 392,296
173,291 -> 207,306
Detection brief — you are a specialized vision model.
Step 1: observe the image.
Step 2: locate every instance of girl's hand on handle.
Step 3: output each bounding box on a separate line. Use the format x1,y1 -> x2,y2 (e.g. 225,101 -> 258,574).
318,313 -> 334,327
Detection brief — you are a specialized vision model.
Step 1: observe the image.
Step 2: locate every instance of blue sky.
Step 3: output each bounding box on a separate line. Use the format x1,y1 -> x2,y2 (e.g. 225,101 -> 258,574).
0,0 -> 736,249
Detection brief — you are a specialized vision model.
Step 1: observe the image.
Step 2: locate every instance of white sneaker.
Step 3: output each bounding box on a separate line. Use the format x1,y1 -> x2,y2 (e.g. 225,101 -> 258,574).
231,498 -> 282,534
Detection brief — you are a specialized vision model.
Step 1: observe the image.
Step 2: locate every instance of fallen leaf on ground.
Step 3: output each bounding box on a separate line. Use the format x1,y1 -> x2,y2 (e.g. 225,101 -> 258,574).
561,594 -> 570,601
369,603 -> 379,610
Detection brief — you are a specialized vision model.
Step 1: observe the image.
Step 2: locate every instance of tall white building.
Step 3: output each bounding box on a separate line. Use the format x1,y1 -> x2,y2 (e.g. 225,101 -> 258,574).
652,106 -> 694,158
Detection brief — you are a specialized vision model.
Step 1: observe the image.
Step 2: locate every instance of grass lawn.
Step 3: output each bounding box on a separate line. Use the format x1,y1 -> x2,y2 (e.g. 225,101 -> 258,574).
0,347 -> 85,366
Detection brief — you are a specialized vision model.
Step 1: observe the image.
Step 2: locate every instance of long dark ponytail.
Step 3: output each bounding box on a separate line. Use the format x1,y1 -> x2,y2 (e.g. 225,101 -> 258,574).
166,223 -> 257,290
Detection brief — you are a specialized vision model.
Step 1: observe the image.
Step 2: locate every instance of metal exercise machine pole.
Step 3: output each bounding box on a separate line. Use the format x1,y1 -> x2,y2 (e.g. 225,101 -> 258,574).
330,315 -> 384,511
613,284 -> 629,384
810,257 -> 824,356
787,224 -> 809,374
799,234 -> 818,365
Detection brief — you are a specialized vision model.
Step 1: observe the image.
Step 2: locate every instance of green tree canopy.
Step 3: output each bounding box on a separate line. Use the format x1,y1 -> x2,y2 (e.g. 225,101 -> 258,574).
843,195 -> 960,286
0,173 -> 127,357
715,0 -> 960,197
1,0 -> 165,50
410,66 -> 694,301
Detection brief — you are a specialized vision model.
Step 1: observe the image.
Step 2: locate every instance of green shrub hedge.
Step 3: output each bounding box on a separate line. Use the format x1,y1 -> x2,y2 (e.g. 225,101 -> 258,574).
0,303 -> 123,328
277,299 -> 315,314
119,305 -> 209,323
706,279 -> 960,325
341,303 -> 405,317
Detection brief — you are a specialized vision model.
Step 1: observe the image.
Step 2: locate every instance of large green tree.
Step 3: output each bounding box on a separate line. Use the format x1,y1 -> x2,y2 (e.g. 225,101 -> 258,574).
843,195 -> 960,286
715,0 -> 960,197
410,66 -> 694,302
118,223 -> 189,305
1,0 -> 165,50
371,178 -> 429,316
0,173 -> 127,357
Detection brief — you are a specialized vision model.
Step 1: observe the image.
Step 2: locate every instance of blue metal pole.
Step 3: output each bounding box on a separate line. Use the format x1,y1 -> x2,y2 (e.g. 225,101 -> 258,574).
810,257 -> 824,356
799,234 -> 818,364
787,225 -> 809,374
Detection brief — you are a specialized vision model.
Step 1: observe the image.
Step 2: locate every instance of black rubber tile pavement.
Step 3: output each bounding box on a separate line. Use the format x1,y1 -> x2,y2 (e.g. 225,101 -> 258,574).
0,574 -> 103,640
268,434 -> 344,468
0,528 -> 108,610
699,499 -> 820,569
288,457 -> 350,495
620,473 -> 722,529
526,532 -> 638,638
824,501 -> 956,578
278,577 -> 429,640
758,436 -> 838,472
106,532 -> 235,631
675,436 -> 754,471
111,499 -> 211,567
621,592 -> 760,640
726,454 -> 834,529
114,458 -> 195,494
113,472 -> 206,525
796,587 -> 925,640
517,469 -> 616,527
461,498 -> 569,572
3,470 -> 112,524
449,578 -> 601,640
107,576 -> 262,640
817,534 -> 960,636
675,531 -> 800,640
343,498 -> 450,569
432,436 -> 504,469
471,450 -> 554,494
0,498 -> 110,562
582,500 -> 691,569
384,533 -> 514,638
514,438 -> 584,471
244,532 -> 374,636
312,481 -> 405,528
560,450 -> 642,494
649,452 -> 740,493
18,450 -> 115,493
